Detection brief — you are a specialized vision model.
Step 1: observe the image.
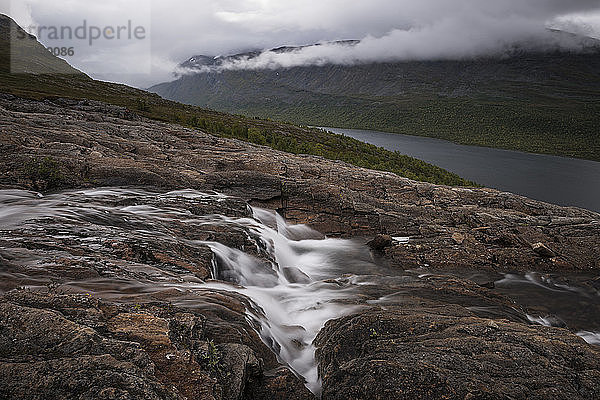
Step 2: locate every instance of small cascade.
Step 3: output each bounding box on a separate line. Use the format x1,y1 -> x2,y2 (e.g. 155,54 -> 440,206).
577,331 -> 600,345
0,188 -> 380,395
200,208 -> 379,394
2,188 -> 599,396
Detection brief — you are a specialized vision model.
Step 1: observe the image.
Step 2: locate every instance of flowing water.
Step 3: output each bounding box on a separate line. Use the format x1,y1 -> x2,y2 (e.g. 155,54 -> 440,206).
0,188 -> 392,394
198,209 -> 382,393
0,188 -> 599,395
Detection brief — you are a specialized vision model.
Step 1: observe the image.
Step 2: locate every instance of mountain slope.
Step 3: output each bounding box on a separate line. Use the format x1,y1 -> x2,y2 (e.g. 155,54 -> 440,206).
0,14 -> 82,75
0,14 -> 473,186
150,40 -> 600,161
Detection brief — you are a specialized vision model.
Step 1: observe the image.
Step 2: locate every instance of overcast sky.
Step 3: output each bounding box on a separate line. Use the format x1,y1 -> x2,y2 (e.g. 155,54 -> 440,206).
1,0 -> 600,87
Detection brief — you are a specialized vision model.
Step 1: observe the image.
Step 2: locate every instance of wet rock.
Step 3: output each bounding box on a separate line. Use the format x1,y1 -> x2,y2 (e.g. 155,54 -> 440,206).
245,367 -> 315,400
592,277 -> 600,291
352,274 -> 530,324
315,306 -> 600,400
218,343 -> 262,400
367,234 -> 393,252
282,266 -> 312,284
532,242 -> 556,258
478,281 -> 496,289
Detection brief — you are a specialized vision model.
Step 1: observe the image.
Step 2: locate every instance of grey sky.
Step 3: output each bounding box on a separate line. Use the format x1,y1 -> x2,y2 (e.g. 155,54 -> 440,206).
1,0 -> 599,87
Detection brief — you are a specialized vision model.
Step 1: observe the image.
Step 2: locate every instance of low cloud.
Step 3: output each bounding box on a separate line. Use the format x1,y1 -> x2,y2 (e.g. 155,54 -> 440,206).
1,0 -> 599,85
178,0 -> 600,73
187,17 -> 599,73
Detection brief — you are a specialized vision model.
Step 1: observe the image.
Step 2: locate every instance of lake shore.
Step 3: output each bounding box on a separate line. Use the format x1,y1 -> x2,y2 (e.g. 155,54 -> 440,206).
325,127 -> 600,212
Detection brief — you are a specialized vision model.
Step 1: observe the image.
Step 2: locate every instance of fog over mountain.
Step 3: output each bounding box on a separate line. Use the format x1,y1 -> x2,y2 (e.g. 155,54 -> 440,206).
1,0 -> 600,86
179,30 -> 600,74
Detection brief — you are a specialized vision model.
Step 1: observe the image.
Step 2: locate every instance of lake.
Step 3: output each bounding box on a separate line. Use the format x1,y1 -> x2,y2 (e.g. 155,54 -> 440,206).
325,127 -> 600,213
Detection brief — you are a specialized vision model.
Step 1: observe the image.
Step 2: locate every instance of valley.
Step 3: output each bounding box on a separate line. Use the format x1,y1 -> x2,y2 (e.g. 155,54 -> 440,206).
151,41 -> 600,161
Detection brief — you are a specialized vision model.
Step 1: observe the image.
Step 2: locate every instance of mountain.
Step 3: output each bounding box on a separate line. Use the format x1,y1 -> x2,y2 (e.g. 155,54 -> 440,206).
0,14 -> 83,75
150,36 -> 600,161
0,14 -> 472,186
179,40 -> 360,70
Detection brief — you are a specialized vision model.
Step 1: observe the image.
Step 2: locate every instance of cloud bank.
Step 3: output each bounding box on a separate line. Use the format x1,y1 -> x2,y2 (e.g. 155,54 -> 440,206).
180,0 -> 600,73
1,0 -> 599,86
187,19 -> 600,73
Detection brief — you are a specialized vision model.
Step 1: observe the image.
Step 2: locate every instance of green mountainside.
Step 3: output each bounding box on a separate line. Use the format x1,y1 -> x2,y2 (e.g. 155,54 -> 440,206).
0,14 -> 474,186
150,40 -> 600,161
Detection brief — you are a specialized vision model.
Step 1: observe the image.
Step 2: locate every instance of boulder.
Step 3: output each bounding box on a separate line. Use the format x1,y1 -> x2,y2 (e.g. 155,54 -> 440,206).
367,234 -> 393,252
532,242 -> 556,258
315,307 -> 600,400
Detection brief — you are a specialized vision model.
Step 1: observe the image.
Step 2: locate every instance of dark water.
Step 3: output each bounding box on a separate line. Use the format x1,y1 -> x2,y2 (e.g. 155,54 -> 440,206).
325,127 -> 600,213
451,270 -> 600,337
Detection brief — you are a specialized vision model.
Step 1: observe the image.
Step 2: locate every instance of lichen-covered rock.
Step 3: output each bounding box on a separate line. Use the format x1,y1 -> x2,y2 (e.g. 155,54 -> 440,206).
0,300 -> 181,399
315,306 -> 600,400
0,291 -> 307,400
1,94 -> 598,273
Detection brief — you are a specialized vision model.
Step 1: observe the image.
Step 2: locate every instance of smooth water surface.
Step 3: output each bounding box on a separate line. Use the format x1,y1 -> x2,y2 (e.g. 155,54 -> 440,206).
326,127 -> 600,212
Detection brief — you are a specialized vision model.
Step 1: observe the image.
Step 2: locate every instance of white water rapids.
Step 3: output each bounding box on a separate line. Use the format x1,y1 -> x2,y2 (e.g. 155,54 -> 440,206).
0,188 -> 382,395
200,208 -> 377,393
1,188 -> 599,396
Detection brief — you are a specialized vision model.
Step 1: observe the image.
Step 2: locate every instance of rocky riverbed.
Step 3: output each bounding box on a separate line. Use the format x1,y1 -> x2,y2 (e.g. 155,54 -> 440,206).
1,94 -> 599,399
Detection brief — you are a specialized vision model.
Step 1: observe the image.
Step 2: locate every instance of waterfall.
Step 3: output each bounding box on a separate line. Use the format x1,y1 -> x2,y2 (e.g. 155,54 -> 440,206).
0,188 -> 379,395
199,207 -> 379,394
2,188 -> 598,396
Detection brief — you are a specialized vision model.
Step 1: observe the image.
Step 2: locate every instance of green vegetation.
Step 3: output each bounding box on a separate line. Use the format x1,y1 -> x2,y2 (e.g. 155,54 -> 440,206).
200,340 -> 221,373
153,53 -> 600,162
235,95 -> 600,162
24,156 -> 66,191
0,14 -> 475,187
189,117 -> 473,185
